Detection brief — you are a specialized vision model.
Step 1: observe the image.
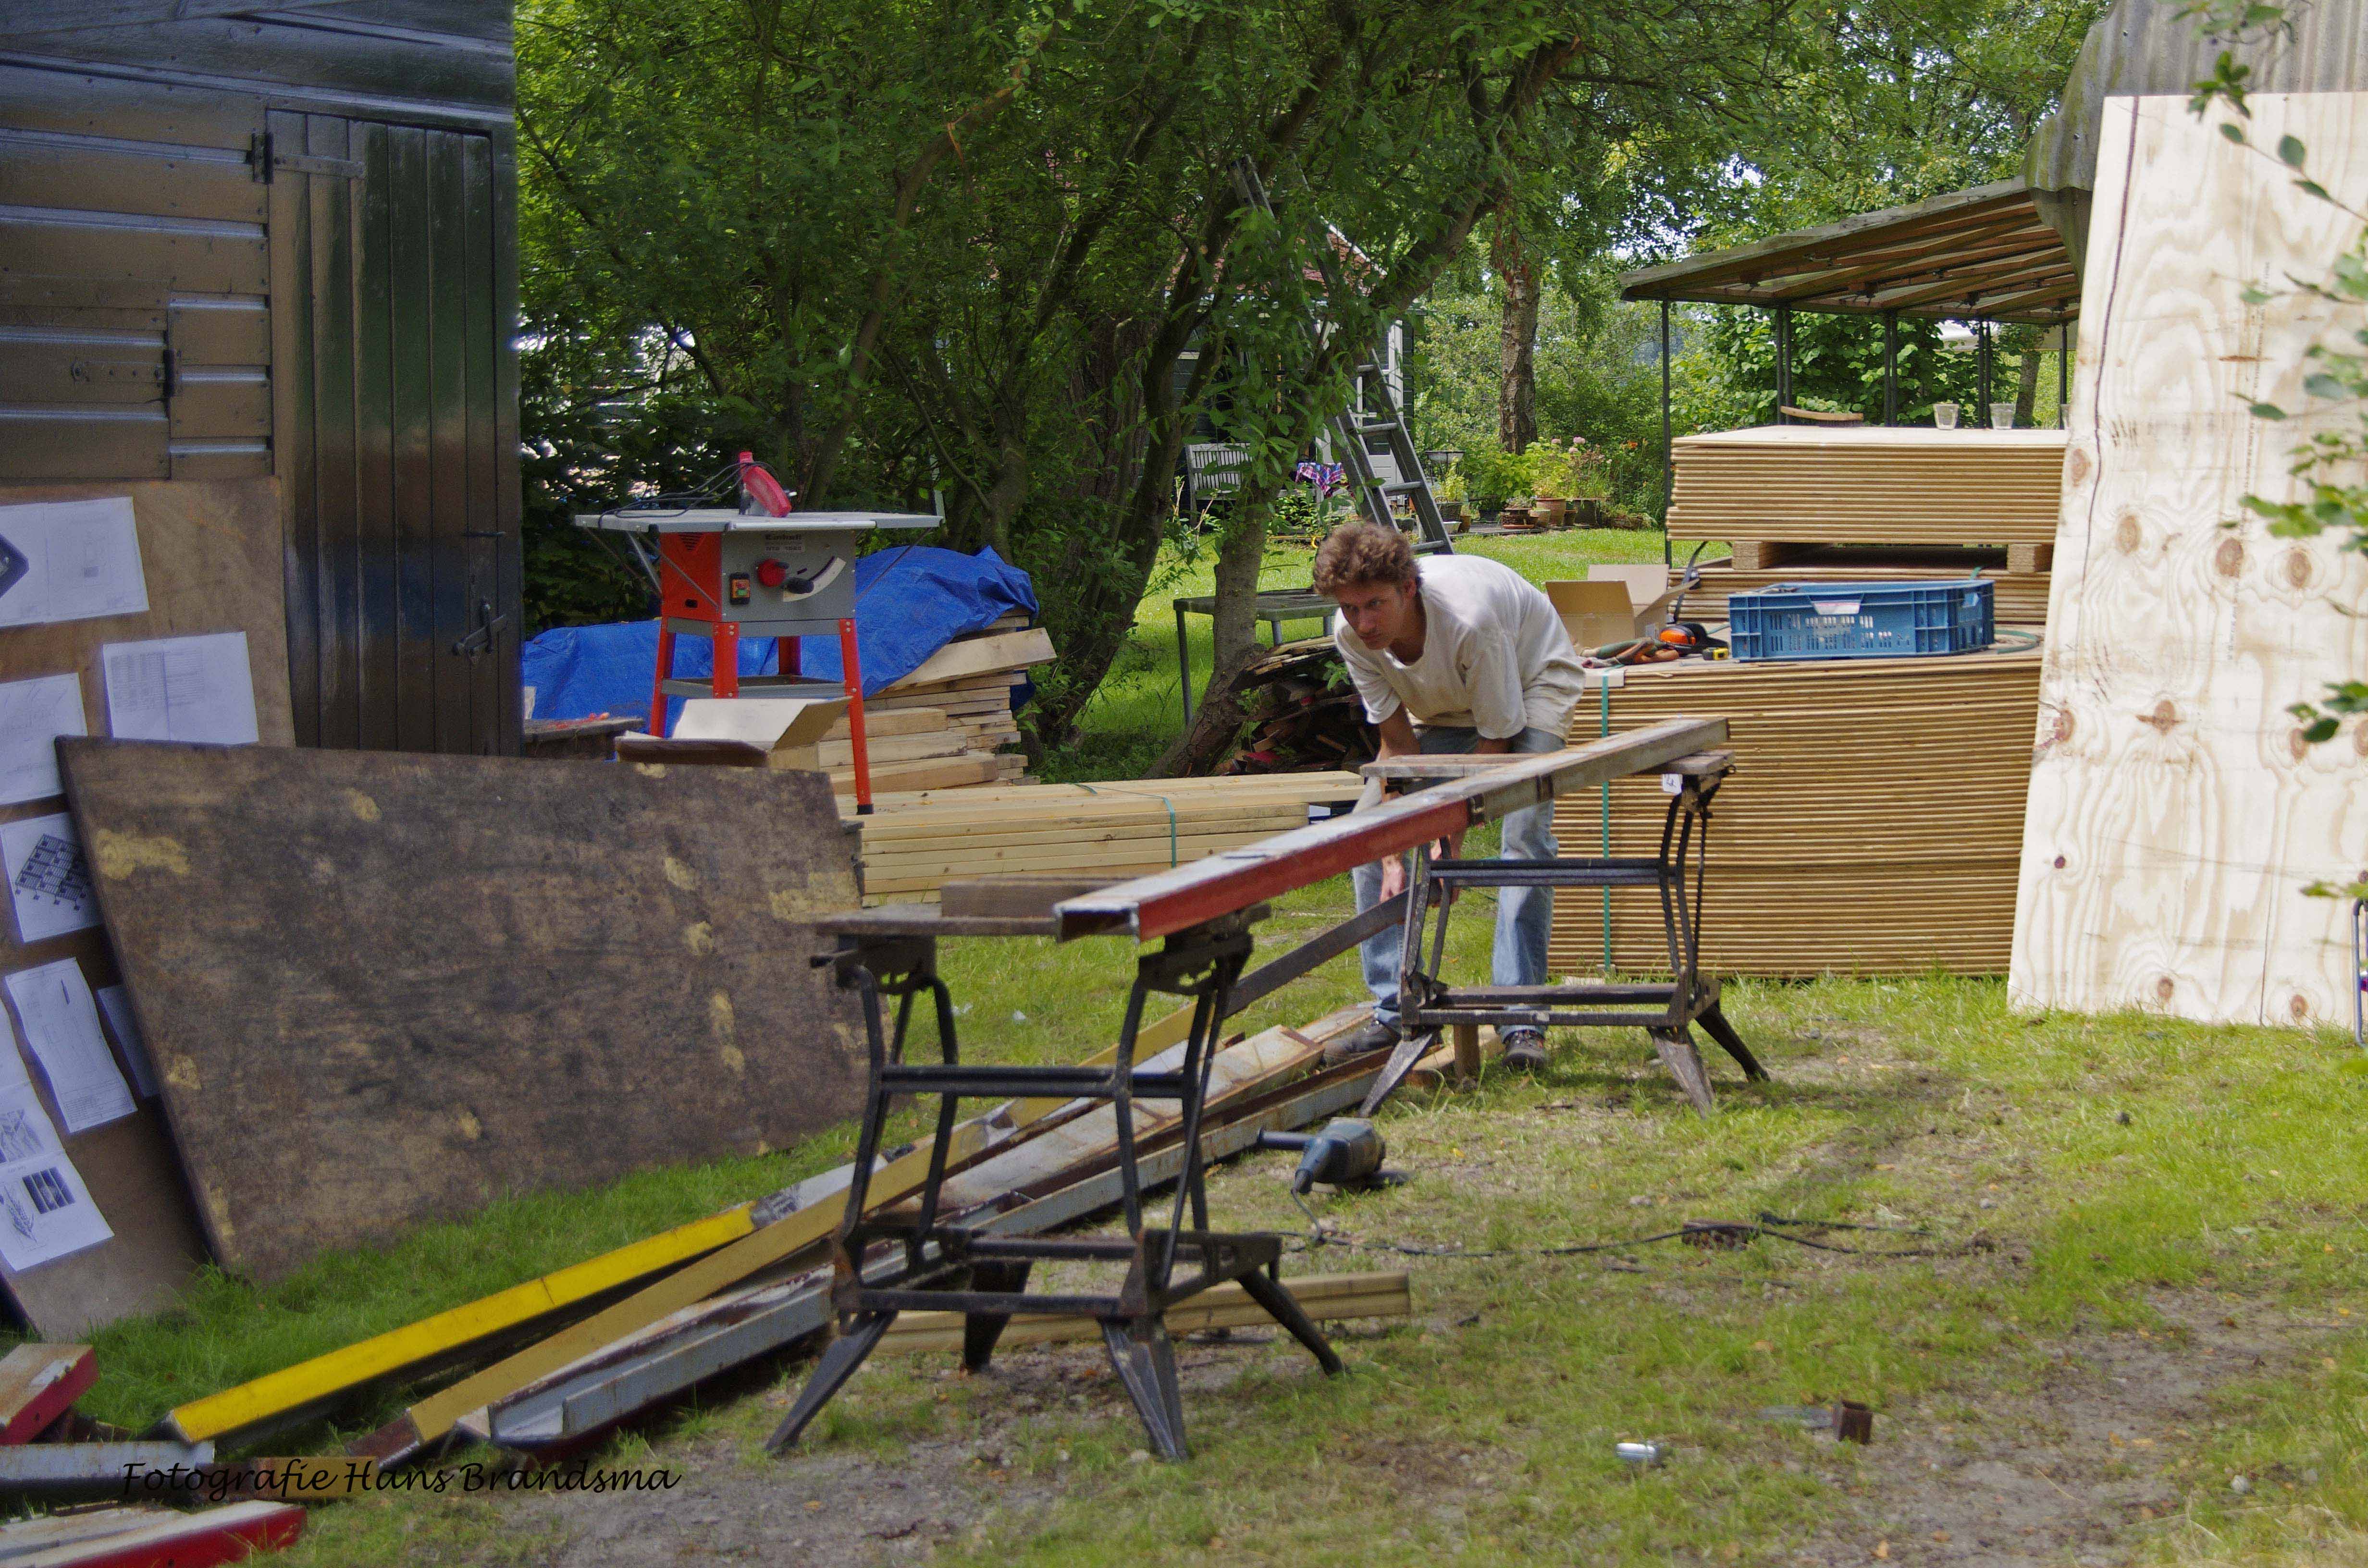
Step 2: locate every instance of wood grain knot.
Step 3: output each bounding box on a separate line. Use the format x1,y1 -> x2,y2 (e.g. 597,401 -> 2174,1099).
2279,549 -> 2313,589
2288,994 -> 2312,1023
2049,708 -> 2074,744
2114,512 -> 2143,554
2213,538 -> 2245,577
2290,727 -> 2314,762
2052,855 -> 2067,870
2140,700 -> 2179,733
2066,448 -> 2092,487
2154,977 -> 2175,1003
2355,724 -> 2368,760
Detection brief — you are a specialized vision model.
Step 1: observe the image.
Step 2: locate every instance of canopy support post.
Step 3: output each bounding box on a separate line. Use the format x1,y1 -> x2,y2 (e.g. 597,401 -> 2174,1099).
1882,310 -> 1900,426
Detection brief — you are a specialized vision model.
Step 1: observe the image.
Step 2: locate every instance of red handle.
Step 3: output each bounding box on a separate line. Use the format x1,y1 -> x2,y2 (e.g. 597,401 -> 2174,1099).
735,451 -> 793,517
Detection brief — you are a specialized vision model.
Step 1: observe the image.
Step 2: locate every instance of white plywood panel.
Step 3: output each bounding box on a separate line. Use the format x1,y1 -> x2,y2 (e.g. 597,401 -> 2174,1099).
2010,93 -> 2368,1027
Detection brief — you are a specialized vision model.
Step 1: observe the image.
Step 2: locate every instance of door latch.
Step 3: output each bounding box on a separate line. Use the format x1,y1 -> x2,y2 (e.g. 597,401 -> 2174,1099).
451,599 -> 509,660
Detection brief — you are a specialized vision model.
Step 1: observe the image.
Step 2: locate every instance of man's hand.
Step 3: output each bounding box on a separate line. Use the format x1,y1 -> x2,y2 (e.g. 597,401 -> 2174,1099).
1380,852 -> 1408,902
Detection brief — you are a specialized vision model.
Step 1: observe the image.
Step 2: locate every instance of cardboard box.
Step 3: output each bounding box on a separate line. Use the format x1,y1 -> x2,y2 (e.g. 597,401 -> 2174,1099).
1546,568 -> 1681,653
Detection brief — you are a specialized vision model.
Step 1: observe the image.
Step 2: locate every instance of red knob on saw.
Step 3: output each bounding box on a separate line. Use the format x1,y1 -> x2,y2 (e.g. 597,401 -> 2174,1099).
754,557 -> 789,589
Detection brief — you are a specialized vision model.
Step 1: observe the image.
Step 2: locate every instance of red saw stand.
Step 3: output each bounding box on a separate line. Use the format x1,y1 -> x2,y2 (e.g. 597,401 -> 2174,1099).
577,455 -> 938,812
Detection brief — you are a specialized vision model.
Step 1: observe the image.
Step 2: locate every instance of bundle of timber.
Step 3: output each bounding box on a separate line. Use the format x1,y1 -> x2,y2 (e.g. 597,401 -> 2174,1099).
1674,547 -> 2052,627
1667,426 -> 2066,626
851,772 -> 1364,904
1548,641 -> 2042,977
1216,638 -> 1377,776
851,613 -> 1052,793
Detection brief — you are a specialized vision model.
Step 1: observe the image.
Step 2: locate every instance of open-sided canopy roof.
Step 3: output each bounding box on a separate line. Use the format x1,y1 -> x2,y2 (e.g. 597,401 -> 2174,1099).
1618,178 -> 2078,325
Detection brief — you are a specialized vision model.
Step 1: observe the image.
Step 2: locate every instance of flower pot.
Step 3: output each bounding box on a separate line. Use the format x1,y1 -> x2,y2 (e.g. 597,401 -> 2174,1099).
1534,497 -> 1566,528
1438,500 -> 1465,522
1569,497 -> 1603,529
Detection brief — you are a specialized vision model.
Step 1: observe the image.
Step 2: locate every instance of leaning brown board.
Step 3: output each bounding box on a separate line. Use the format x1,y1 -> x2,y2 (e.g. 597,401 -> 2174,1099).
58,741 -> 869,1283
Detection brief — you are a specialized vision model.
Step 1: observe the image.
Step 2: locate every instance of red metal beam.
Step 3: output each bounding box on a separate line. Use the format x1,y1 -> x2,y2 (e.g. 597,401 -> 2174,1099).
1055,716 -> 1728,941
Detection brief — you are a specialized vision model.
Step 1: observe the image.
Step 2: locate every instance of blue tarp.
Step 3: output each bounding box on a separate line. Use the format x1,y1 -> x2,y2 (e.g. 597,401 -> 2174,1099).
522,545 -> 1037,727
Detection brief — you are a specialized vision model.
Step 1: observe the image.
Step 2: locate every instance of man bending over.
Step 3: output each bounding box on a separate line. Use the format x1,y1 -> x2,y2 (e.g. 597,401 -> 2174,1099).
1311,522 -> 1587,1071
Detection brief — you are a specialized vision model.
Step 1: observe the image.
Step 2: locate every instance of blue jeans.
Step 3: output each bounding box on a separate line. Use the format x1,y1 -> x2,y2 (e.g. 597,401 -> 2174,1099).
1353,725 -> 1562,1034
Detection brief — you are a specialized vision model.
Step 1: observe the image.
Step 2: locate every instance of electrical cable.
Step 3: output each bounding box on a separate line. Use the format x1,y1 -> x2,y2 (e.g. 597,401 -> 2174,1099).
1283,1209 -> 1989,1262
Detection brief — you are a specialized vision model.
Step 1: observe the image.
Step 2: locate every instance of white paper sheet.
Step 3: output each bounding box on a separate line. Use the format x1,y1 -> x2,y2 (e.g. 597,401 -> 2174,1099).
0,1084 -> 111,1273
0,498 -> 148,630
3,962 -> 136,1133
101,631 -> 259,746
1,814 -> 98,944
92,984 -> 156,1100
0,674 -> 86,807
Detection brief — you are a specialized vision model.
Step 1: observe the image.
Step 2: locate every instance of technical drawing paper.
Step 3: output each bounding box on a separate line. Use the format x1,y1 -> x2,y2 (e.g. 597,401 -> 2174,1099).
3,961 -> 136,1133
0,1084 -> 111,1273
0,498 -> 148,630
101,631 -> 259,745
92,984 -> 156,1100
1,814 -> 98,944
0,674 -> 85,806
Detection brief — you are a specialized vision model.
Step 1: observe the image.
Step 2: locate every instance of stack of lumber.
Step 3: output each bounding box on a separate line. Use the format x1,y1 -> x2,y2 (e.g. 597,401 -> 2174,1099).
849,772 -> 1365,904
1548,642 -> 2043,977
1672,547 -> 2053,626
843,614 -> 1051,793
1667,425 -> 2068,625
1218,639 -> 1377,775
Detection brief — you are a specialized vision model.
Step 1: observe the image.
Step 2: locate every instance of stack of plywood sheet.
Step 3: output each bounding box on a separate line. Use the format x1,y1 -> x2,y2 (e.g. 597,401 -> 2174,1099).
1548,643 -> 2042,977
851,773 -> 1365,904
843,615 -> 1052,793
1667,425 -> 2067,625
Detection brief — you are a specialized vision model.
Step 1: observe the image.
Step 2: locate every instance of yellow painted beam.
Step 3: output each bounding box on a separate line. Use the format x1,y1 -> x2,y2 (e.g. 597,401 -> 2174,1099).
166,1204 -> 758,1443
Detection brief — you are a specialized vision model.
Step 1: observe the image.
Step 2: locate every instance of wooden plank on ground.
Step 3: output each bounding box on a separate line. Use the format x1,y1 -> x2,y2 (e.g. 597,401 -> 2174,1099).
0,1344 -> 93,1444
2010,93 -> 2368,1027
59,742 -> 868,1284
884,629 -> 1054,692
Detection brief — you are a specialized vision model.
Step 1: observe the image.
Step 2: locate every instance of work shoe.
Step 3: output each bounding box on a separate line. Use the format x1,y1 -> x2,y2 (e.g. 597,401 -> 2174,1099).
1500,1029 -> 1550,1071
1323,1019 -> 1400,1066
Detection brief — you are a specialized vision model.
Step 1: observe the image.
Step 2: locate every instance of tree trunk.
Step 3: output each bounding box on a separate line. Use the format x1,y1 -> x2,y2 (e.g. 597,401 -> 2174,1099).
2013,348 -> 2040,428
1150,500 -> 1272,777
1493,218 -> 1540,454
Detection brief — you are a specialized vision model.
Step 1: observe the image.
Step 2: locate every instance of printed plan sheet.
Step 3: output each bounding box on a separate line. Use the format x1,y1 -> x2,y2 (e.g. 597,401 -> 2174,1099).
1,813 -> 98,945
3,962 -> 136,1133
0,674 -> 85,807
0,1083 -> 111,1272
101,631 -> 259,746
0,498 -> 148,630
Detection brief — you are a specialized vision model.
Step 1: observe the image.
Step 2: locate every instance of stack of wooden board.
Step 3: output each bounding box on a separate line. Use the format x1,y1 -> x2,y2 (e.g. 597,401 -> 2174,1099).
1672,547 -> 2053,626
1667,425 -> 2068,625
848,615 -> 1052,793
1548,643 -> 2043,977
851,773 -> 1365,904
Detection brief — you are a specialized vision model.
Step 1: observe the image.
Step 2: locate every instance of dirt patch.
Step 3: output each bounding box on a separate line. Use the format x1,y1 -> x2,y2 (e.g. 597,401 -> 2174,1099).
1785,1292 -> 2331,1567
503,1331 -> 1339,1567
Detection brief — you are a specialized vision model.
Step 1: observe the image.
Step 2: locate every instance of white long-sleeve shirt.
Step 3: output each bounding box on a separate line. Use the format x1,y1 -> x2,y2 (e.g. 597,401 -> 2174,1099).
1333,554 -> 1586,740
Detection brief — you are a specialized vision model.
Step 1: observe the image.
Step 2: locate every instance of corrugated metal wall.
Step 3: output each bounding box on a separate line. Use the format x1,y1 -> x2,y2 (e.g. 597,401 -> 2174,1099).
0,0 -> 520,754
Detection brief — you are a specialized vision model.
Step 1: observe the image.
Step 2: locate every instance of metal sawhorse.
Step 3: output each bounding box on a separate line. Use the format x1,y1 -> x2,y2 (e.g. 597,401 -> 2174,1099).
1359,749 -> 1769,1115
765,899 -> 1342,1463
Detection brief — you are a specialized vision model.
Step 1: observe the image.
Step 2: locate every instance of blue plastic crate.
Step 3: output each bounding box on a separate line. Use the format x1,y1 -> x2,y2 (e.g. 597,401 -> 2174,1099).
1726,577 -> 1995,662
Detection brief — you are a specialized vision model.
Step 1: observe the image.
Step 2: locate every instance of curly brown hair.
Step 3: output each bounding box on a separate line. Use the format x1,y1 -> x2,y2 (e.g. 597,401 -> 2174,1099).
1311,521 -> 1418,594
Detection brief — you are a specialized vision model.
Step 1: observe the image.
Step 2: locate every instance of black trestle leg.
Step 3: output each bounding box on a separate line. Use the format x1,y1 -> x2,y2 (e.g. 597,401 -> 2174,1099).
765,1310 -> 898,1453
1100,1317 -> 1188,1461
961,1261 -> 1034,1373
1236,1269 -> 1345,1375
1695,1002 -> 1768,1081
